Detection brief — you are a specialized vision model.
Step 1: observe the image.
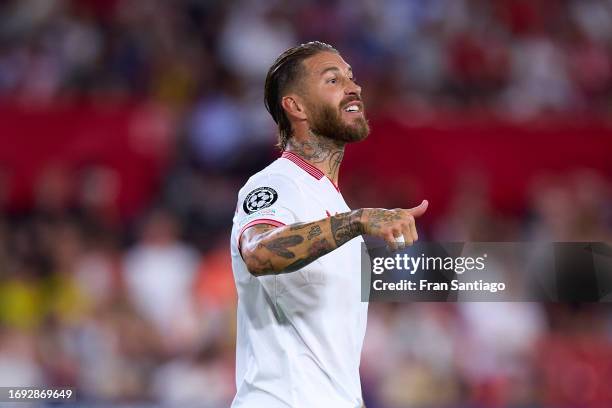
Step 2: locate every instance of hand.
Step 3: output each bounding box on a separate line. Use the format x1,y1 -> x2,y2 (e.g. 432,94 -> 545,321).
361,200 -> 428,250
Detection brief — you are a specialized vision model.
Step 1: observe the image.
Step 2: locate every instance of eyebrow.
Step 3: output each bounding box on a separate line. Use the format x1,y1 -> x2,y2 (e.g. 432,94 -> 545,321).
320,66 -> 353,77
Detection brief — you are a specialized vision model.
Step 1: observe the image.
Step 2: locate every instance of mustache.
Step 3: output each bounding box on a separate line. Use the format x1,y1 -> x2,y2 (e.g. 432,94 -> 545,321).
339,96 -> 362,108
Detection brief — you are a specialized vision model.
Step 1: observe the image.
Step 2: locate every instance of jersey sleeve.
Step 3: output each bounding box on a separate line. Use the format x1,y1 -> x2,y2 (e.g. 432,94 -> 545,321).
234,174 -> 303,247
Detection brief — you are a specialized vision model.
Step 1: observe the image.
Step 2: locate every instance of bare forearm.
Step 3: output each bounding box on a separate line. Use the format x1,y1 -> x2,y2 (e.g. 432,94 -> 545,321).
240,200 -> 429,276
241,209 -> 364,276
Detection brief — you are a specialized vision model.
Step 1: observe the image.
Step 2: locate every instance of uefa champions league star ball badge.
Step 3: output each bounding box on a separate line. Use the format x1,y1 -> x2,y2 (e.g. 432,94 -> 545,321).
243,187 -> 279,214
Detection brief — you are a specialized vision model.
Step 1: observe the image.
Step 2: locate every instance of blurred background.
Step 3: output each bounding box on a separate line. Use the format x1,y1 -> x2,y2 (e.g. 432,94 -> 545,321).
0,0 -> 611,406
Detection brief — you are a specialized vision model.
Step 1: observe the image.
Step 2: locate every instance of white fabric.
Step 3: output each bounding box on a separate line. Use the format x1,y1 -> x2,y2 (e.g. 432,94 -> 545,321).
230,156 -> 368,408
124,244 -> 199,332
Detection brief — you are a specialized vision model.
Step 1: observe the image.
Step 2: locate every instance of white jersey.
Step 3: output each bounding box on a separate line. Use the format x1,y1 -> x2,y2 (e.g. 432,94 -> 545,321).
230,151 -> 369,408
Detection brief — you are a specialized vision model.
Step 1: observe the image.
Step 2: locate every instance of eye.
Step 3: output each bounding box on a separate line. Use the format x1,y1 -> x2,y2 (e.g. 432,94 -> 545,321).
327,77 -> 337,84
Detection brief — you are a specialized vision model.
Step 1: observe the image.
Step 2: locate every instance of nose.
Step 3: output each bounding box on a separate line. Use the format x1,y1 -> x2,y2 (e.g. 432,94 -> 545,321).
345,79 -> 361,97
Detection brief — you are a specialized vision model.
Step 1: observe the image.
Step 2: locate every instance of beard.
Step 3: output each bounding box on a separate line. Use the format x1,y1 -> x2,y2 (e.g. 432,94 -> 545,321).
308,101 -> 370,143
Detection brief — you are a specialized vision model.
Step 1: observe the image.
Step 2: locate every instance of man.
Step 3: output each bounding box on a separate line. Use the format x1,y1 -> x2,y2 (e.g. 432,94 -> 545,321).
230,41 -> 428,407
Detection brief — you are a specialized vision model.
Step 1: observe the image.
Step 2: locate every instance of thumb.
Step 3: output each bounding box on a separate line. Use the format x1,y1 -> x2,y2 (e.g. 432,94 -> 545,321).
406,200 -> 428,218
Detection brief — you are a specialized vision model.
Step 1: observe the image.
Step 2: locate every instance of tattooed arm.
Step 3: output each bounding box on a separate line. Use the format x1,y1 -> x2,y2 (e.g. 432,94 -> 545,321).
240,210 -> 362,276
239,201 -> 428,276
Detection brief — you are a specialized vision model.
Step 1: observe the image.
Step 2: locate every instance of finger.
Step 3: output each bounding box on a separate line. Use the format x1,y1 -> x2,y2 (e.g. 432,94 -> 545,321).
408,217 -> 418,242
406,200 -> 428,218
394,229 -> 407,250
399,223 -> 412,247
385,232 -> 398,251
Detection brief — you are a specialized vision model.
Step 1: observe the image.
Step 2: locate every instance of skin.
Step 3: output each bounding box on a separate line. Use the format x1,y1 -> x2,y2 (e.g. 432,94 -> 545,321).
282,51 -> 366,185
240,51 -> 428,276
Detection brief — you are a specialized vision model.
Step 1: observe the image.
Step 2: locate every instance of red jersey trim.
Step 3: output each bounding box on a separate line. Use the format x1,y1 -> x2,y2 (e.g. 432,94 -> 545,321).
281,151 -> 324,180
281,151 -> 341,191
237,219 -> 286,249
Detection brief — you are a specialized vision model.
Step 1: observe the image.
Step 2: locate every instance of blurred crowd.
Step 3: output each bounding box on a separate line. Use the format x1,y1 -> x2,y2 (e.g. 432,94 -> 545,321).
1,161 -> 612,407
0,0 -> 612,407
3,0 -> 612,119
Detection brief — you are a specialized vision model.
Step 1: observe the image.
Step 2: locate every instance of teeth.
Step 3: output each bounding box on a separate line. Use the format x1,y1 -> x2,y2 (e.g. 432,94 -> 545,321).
345,105 -> 359,112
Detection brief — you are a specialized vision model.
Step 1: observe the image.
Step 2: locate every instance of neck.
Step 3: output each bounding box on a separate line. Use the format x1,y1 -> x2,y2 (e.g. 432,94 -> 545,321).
285,130 -> 345,185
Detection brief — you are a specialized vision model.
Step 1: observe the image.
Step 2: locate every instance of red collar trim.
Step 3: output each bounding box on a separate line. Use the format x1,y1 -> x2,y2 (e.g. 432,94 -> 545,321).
281,151 -> 324,180
281,151 -> 341,192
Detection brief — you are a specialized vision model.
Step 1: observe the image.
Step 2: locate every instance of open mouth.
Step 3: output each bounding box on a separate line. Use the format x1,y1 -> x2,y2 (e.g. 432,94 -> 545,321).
343,102 -> 363,114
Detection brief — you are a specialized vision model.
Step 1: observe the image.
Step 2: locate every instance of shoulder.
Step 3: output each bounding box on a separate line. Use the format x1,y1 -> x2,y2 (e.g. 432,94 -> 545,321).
239,159 -> 302,199
233,158 -> 303,231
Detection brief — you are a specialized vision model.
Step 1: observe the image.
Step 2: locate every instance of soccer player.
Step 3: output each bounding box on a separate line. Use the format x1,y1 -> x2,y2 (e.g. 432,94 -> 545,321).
230,41 -> 428,407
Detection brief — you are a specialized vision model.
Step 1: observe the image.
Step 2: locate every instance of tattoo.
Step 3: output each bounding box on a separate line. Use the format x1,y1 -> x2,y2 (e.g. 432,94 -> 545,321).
289,221 -> 316,231
247,224 -> 275,236
286,238 -> 333,272
330,209 -> 364,246
262,235 -> 304,259
367,210 -> 402,233
242,210 -> 364,276
307,225 -> 322,240
286,132 -> 345,183
289,131 -> 344,163
260,224 -> 275,231
309,238 -> 332,257
328,150 -> 343,181
240,224 -> 282,275
243,252 -> 275,275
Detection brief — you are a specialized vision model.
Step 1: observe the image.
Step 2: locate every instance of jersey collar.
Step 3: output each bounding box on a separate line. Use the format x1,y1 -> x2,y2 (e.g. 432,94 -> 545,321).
281,151 -> 341,192
281,151 -> 325,180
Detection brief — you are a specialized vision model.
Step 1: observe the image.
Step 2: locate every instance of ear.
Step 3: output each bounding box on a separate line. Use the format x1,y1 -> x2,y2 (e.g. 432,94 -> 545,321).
281,95 -> 308,121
